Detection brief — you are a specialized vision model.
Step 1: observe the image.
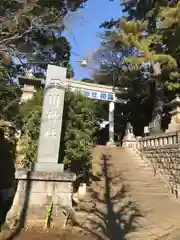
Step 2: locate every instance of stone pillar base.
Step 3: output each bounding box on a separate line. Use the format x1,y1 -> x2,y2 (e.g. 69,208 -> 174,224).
106,141 -> 116,146
122,140 -> 136,148
122,134 -> 136,148
30,162 -> 64,172
166,123 -> 180,133
7,169 -> 76,228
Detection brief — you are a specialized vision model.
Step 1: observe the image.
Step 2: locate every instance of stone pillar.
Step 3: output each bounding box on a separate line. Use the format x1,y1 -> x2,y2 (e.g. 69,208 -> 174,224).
122,122 -> 136,148
108,101 -> 115,145
34,65 -> 67,172
8,65 -> 76,228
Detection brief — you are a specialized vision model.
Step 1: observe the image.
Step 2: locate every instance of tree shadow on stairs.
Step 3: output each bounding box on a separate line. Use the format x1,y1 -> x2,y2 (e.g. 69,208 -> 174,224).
78,152 -> 143,240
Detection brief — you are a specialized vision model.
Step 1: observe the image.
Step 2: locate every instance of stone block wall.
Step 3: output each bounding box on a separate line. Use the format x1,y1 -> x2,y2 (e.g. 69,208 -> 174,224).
7,170 -> 76,228
136,132 -> 180,195
142,145 -> 180,186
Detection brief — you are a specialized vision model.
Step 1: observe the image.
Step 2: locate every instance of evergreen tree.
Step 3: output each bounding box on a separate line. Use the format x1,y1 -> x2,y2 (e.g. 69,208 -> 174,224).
62,92 -> 100,179
0,64 -> 22,127
0,0 -> 87,73
111,18 -> 177,134
121,0 -> 176,31
92,22 -> 156,135
159,2 -> 180,71
0,0 -> 86,127
20,90 -> 101,180
19,89 -> 43,164
99,0 -> 180,134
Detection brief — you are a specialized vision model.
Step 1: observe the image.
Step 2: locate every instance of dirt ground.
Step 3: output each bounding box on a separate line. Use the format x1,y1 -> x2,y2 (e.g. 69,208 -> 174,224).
0,227 -> 101,240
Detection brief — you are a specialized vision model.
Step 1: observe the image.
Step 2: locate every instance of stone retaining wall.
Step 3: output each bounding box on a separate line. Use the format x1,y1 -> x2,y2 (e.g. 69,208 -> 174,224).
136,131 -> 180,196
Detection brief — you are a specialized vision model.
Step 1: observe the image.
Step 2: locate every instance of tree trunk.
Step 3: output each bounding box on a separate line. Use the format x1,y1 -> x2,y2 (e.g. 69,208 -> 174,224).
149,82 -> 164,135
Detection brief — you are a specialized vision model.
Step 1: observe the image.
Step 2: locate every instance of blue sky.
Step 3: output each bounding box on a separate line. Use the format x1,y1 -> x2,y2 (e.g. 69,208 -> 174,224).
63,0 -> 123,80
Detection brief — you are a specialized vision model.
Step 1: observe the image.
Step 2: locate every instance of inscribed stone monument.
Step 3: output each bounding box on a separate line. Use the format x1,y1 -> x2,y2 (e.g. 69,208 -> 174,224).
34,65 -> 67,172
7,65 -> 76,227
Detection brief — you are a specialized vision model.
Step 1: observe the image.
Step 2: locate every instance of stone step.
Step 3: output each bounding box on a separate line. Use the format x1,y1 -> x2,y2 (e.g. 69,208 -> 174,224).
107,165 -> 151,171
111,161 -> 151,167
130,192 -> 171,197
141,214 -> 180,227
126,230 -> 162,240
128,186 -> 169,193
129,185 -> 171,194
119,173 -> 159,179
133,164 -> 151,168
134,216 -> 176,229
112,158 -> 148,163
90,146 -> 180,240
134,198 -> 179,209
111,164 -> 150,168
110,161 -> 152,167
109,170 -> 153,176
130,193 -> 171,203
124,179 -> 167,185
110,156 -> 147,161
127,228 -> 177,240
124,181 -> 168,188
116,167 -> 155,173
112,168 -> 154,174
159,228 -> 180,240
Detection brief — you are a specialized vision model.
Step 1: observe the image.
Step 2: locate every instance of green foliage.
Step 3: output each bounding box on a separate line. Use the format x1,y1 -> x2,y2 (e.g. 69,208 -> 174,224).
62,92 -> 99,175
0,64 -> 22,164
0,0 -> 84,134
0,0 -> 87,47
100,1 -> 169,32
94,1 -> 180,135
112,19 -> 177,70
0,120 -> 17,161
20,90 -> 100,176
100,18 -> 119,29
45,200 -> 53,229
0,65 -> 22,127
20,90 -> 43,138
19,90 -> 43,163
81,78 -> 95,83
0,0 -> 87,70
120,3 -> 180,93
29,35 -> 72,70
160,2 -> 180,27
63,92 -> 102,180
66,63 -> 75,79
120,1 -> 180,79
0,0 -> 86,127
121,0 -> 169,30
0,0 -> 90,170
94,0 -> 180,135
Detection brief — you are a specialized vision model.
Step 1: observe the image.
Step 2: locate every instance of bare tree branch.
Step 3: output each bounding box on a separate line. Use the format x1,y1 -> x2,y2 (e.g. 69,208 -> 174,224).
0,19 -> 36,45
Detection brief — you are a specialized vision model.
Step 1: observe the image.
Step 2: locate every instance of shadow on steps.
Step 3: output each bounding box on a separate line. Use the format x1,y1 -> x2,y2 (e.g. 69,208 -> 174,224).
78,151 -> 142,240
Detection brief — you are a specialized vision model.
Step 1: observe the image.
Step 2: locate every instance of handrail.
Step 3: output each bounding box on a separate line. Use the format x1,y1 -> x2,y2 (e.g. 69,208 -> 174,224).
137,132 -> 178,151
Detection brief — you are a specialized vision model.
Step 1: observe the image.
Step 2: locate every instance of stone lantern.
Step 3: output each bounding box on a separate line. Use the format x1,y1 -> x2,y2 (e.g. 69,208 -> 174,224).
18,74 -> 42,102
122,122 -> 136,148
166,94 -> 180,132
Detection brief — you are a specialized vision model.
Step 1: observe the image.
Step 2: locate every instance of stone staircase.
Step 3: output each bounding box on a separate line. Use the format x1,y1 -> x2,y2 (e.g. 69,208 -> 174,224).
85,145 -> 180,240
